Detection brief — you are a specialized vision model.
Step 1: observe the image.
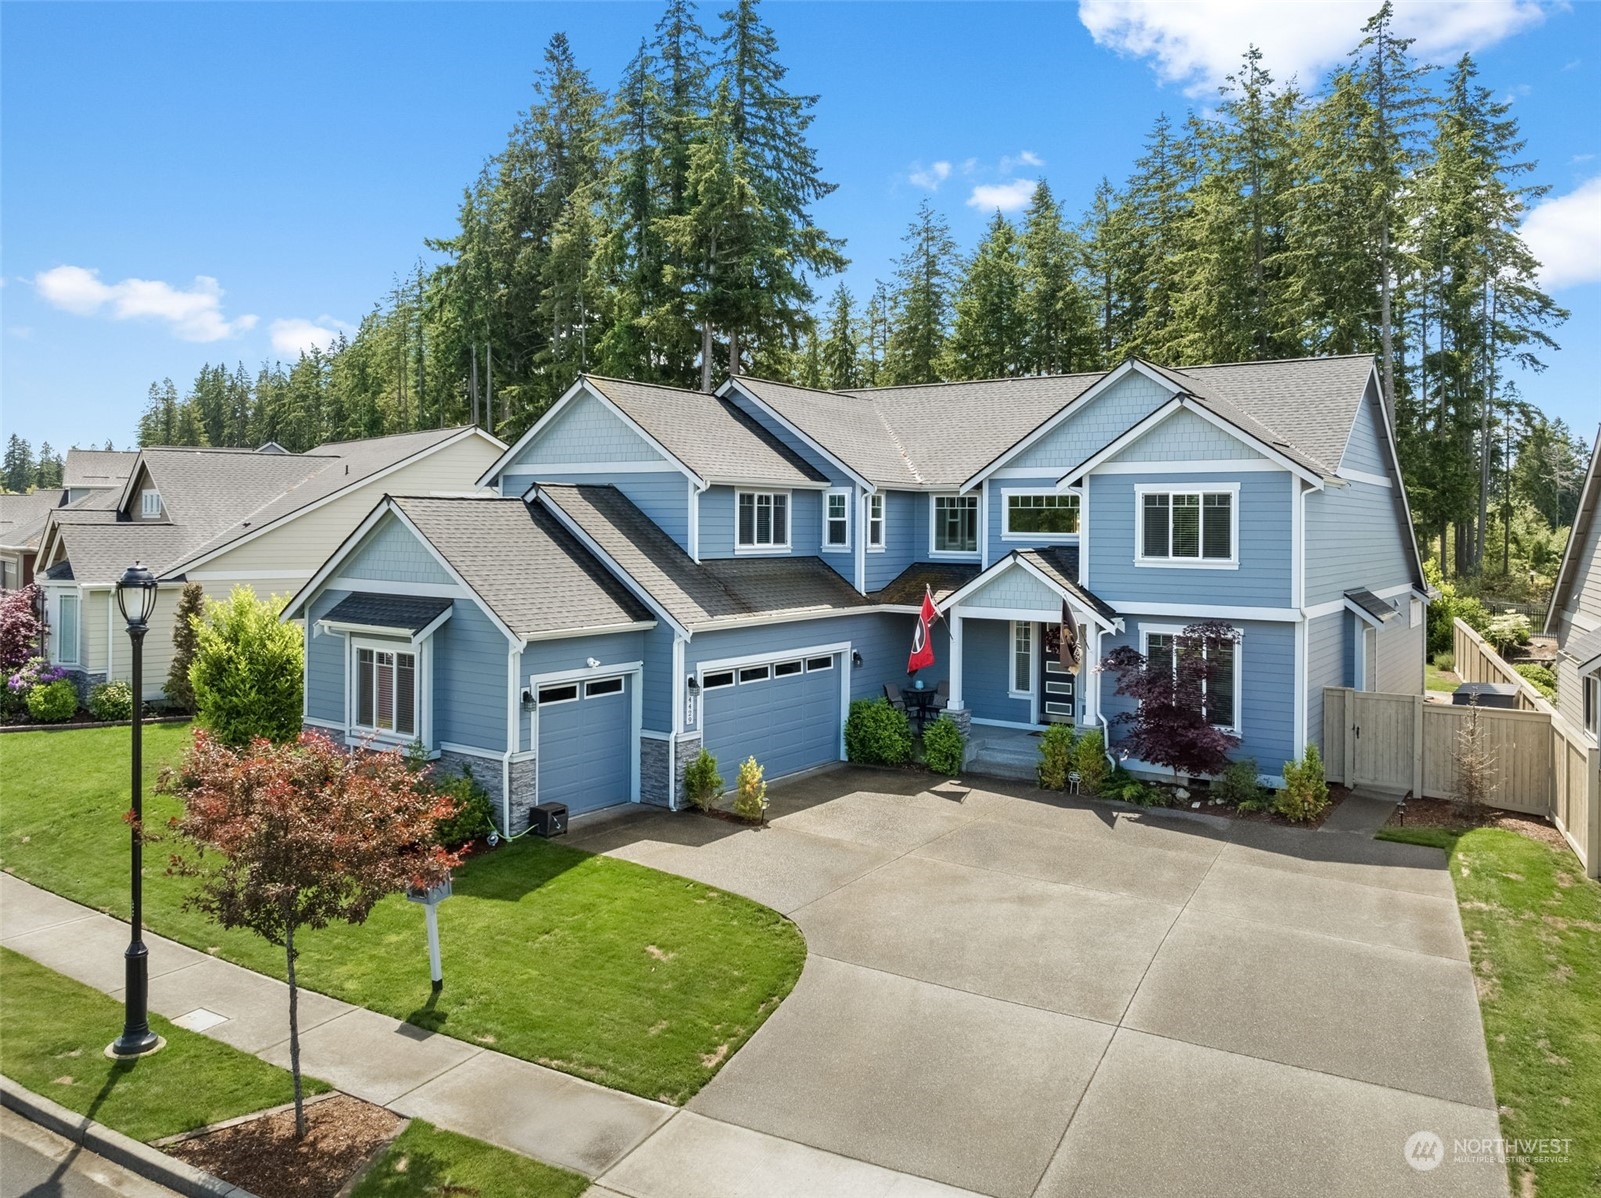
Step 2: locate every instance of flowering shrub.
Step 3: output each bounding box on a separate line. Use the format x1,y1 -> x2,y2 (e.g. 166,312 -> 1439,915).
6,656 -> 69,715
0,585 -> 42,674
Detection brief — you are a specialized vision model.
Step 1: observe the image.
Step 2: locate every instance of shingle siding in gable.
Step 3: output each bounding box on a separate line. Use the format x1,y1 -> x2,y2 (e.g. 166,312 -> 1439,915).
1338,386 -> 1390,477
962,566 -> 1061,613
508,391 -> 668,468
340,515 -> 453,586
1108,408 -> 1263,464
1304,480 -> 1412,605
1007,373 -> 1172,474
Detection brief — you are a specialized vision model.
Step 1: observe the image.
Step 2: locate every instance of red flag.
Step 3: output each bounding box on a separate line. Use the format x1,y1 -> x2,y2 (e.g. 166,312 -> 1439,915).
908,587 -> 937,673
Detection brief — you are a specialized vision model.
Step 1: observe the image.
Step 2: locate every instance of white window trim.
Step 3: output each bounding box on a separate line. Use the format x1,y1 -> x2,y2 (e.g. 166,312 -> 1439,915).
822,488 -> 852,553
1008,619 -> 1036,700
346,634 -> 430,748
54,590 -> 80,665
1139,623 -> 1243,735
1584,674 -> 1598,741
140,489 -> 161,518
735,489 -> 793,554
1001,488 -> 1082,543
866,492 -> 886,552
1133,482 -> 1241,570
928,492 -> 981,559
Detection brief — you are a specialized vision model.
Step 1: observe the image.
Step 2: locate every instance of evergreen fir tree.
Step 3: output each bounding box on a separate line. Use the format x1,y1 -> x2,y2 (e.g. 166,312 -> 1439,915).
947,211 -> 1027,379
1019,181 -> 1098,374
883,201 -> 957,385
820,284 -> 859,389
2,435 -> 34,493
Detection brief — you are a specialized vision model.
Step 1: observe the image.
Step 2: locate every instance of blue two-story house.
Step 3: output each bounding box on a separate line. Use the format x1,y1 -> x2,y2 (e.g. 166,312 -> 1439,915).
284,355 -> 1428,833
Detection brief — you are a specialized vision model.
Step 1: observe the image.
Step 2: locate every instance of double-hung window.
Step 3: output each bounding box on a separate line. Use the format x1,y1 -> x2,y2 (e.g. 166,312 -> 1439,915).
356,646 -> 417,736
1004,491 -> 1080,539
737,490 -> 789,550
933,494 -> 978,555
824,490 -> 850,549
1144,630 -> 1239,731
866,493 -> 885,549
1138,487 -> 1235,565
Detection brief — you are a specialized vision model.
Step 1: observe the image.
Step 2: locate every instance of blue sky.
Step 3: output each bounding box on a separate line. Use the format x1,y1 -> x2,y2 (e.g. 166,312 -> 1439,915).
3,1 -> 1598,454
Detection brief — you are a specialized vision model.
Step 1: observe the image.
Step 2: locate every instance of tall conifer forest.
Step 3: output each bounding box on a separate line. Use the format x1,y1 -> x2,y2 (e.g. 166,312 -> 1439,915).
121,1 -> 1585,595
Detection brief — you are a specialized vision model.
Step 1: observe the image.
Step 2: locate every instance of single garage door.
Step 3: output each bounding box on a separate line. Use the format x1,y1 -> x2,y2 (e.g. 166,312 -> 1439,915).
536,675 -> 632,814
703,652 -> 842,780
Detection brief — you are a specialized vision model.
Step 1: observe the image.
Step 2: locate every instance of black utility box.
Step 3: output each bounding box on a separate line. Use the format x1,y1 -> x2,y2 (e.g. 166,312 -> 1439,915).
530,802 -> 569,838
1452,682 -> 1518,709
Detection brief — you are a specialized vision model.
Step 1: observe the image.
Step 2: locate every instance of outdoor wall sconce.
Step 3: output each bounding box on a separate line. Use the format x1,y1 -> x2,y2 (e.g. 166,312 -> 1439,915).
520,687 -> 535,710
851,650 -> 863,668
686,675 -> 701,693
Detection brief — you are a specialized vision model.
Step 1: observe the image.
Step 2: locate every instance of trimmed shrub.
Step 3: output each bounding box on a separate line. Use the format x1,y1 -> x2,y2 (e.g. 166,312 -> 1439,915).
733,755 -> 768,822
26,678 -> 78,723
189,586 -> 303,746
432,764 -> 496,848
87,680 -> 135,722
1037,723 -> 1077,790
1212,757 -> 1266,808
1513,662 -> 1556,700
1277,744 -> 1329,822
1072,729 -> 1109,796
844,698 -> 913,766
684,747 -> 725,812
923,715 -> 965,776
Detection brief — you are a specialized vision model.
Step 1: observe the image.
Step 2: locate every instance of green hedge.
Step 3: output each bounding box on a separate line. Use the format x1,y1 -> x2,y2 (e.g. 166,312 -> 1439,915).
844,698 -> 913,766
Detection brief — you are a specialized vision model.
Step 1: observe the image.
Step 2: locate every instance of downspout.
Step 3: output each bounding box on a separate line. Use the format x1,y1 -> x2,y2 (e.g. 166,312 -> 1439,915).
503,644 -> 518,836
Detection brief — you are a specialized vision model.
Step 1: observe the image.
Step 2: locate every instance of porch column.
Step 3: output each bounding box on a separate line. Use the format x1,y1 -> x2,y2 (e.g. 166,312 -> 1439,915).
1085,626 -> 1102,726
947,610 -> 964,711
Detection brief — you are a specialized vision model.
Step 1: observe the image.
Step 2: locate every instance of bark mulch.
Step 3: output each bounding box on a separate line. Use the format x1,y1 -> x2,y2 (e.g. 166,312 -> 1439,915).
165,1093 -> 402,1198
1384,796 -> 1574,853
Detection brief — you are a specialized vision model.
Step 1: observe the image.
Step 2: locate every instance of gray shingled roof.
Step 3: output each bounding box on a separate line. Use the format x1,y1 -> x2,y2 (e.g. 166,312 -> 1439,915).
45,521 -> 193,587
534,483 -> 868,631
1561,624 -> 1601,673
0,489 -> 65,550
582,376 -> 826,487
729,378 -> 924,485
324,592 -> 453,633
1014,547 -> 1119,625
390,496 -> 653,639
870,562 -> 982,607
1545,426 -> 1601,634
62,449 -> 137,491
1345,587 -> 1400,624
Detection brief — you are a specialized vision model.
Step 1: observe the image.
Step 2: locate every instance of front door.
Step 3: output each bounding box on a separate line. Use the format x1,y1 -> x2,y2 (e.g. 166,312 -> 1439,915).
1039,623 -> 1077,724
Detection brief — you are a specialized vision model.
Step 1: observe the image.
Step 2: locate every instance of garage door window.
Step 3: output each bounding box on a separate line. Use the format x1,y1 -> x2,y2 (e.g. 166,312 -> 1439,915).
703,671 -> 735,689
585,677 -> 624,698
806,656 -> 834,671
739,665 -> 771,684
774,660 -> 803,677
537,683 -> 579,705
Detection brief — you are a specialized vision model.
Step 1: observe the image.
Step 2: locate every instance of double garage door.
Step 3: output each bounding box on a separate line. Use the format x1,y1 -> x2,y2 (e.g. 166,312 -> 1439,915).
703,652 -> 843,781
536,674 -> 631,814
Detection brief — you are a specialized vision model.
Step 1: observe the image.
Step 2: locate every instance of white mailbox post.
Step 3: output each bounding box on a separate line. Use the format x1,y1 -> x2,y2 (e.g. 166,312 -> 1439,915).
405,877 -> 453,988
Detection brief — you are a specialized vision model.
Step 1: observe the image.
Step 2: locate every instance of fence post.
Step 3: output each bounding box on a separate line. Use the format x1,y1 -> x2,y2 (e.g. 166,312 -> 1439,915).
1345,690 -> 1358,788
1412,694 -> 1424,799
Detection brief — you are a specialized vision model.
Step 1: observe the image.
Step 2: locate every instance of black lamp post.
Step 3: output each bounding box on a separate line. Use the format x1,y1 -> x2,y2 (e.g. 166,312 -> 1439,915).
110,562 -> 161,1058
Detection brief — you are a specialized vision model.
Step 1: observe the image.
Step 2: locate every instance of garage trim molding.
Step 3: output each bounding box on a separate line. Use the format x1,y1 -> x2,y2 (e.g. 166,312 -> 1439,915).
692,639 -> 852,761
526,659 -> 645,807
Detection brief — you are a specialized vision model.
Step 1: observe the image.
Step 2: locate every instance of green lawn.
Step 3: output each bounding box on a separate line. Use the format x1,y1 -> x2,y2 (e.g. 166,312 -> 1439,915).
351,1120 -> 587,1198
1378,825 -> 1600,1198
0,724 -> 807,1104
1425,663 -> 1461,693
0,948 -> 324,1143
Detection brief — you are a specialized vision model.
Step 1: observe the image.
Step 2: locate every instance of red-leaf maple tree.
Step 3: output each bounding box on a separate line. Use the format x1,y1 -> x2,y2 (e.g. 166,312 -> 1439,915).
1100,620 -> 1243,780
163,730 -> 461,1137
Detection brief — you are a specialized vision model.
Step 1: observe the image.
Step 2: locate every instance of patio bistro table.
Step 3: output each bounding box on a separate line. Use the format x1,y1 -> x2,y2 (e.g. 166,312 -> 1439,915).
903,685 -> 938,733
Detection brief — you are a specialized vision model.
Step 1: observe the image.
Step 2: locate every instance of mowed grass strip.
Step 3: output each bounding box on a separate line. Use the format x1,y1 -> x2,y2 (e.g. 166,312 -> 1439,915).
350,1120 -> 588,1198
1379,825 -> 1601,1198
0,948 -> 323,1143
0,724 -> 807,1103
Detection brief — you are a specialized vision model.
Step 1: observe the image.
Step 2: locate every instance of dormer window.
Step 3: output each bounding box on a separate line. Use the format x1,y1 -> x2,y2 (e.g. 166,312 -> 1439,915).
737,490 -> 789,550
140,489 -> 162,518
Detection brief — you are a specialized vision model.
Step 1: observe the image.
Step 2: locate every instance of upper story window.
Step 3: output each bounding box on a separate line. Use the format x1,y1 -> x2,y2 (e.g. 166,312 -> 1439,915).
1137,486 -> 1236,567
1144,629 -> 1239,732
140,489 -> 162,518
737,490 -> 789,550
866,493 -> 885,549
932,494 -> 978,555
824,490 -> 850,549
1004,491 -> 1080,540
355,645 -> 416,737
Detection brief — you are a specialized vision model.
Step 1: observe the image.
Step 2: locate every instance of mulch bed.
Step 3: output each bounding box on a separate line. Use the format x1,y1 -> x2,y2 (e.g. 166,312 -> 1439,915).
165,1093 -> 402,1198
1384,795 -> 1574,852
1132,782 -> 1351,830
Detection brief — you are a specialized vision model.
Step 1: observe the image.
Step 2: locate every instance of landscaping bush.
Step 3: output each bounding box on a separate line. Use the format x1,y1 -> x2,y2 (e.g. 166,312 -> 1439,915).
844,698 -> 913,766
164,581 -> 205,713
432,764 -> 496,848
5,656 -> 67,718
1101,766 -> 1164,806
1485,611 -> 1533,657
1037,723 -> 1077,790
922,715 -> 965,776
1072,729 -> 1109,796
189,586 -> 303,746
1423,559 -> 1492,656
684,747 -> 724,812
1212,757 -> 1266,808
733,755 -> 768,822
87,680 -> 135,722
1431,651 -> 1455,672
0,584 -> 42,675
1513,662 -> 1556,700
1277,744 -> 1329,822
25,679 -> 78,723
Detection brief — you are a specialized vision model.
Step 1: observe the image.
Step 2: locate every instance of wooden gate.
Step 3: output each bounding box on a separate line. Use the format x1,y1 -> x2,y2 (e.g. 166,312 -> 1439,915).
1348,691 -> 1419,793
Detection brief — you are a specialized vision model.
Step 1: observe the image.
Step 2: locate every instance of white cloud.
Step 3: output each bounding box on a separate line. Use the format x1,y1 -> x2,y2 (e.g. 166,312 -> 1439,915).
967,179 -> 1038,212
1001,150 -> 1045,172
1077,0 -> 1551,94
269,317 -> 349,357
1523,177 -> 1601,290
908,160 -> 952,190
32,265 -> 257,342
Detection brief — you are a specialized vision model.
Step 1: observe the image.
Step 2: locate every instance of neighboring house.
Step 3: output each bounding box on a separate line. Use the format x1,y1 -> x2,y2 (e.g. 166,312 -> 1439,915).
0,488 -> 67,590
36,427 -> 504,699
286,355 -> 1427,833
1545,427 -> 1601,741
62,448 -> 138,506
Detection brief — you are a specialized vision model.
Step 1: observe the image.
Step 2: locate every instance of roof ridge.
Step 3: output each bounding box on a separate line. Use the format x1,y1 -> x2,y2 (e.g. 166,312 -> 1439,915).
581,373 -> 712,397
844,370 -> 1105,395
1177,352 -> 1376,371
310,426 -> 472,449
873,405 -> 924,485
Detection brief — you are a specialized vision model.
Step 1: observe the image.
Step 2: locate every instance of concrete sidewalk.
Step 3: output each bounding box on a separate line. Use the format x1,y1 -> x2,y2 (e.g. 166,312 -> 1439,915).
0,872 -> 982,1198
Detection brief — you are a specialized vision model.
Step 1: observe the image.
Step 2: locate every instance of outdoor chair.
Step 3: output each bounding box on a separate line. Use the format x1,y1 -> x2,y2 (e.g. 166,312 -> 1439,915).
884,683 -> 907,711
931,679 -> 950,710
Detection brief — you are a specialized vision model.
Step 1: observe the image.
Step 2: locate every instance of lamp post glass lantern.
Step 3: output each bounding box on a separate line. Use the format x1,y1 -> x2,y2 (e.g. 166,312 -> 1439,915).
111,562 -> 161,1057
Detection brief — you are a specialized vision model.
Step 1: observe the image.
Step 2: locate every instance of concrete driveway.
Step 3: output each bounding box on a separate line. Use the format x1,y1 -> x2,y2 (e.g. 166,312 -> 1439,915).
571,767 -> 1508,1198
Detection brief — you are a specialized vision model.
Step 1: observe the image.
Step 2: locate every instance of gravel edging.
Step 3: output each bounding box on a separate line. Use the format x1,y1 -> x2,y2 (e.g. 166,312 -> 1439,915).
0,1074 -> 261,1198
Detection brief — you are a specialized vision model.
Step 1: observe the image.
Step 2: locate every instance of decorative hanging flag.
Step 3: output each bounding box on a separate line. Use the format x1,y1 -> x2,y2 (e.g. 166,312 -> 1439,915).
1060,600 -> 1082,672
908,586 -> 938,673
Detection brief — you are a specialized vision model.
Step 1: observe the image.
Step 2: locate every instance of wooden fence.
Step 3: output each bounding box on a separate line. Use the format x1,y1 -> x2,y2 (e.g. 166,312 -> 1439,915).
1452,619 -> 1551,711
1325,618 -> 1600,877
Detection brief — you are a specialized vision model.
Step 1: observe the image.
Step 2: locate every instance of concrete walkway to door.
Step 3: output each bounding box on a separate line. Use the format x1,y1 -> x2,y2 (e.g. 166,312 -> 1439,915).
570,767 -> 1510,1198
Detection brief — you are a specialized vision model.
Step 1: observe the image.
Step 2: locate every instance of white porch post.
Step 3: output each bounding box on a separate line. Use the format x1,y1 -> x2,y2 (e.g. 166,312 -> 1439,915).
1085,626 -> 1102,726
948,610 -> 964,711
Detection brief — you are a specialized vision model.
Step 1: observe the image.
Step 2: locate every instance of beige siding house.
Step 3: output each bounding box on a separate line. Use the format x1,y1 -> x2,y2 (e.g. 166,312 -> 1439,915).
36,428 -> 503,700
1545,428 -> 1601,741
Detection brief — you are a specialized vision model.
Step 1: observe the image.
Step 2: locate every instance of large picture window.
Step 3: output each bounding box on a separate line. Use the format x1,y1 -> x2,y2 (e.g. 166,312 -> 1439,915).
737,491 -> 789,549
932,494 -> 978,554
1144,630 -> 1239,731
1004,492 -> 1080,539
1138,488 -> 1235,564
356,646 -> 416,736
